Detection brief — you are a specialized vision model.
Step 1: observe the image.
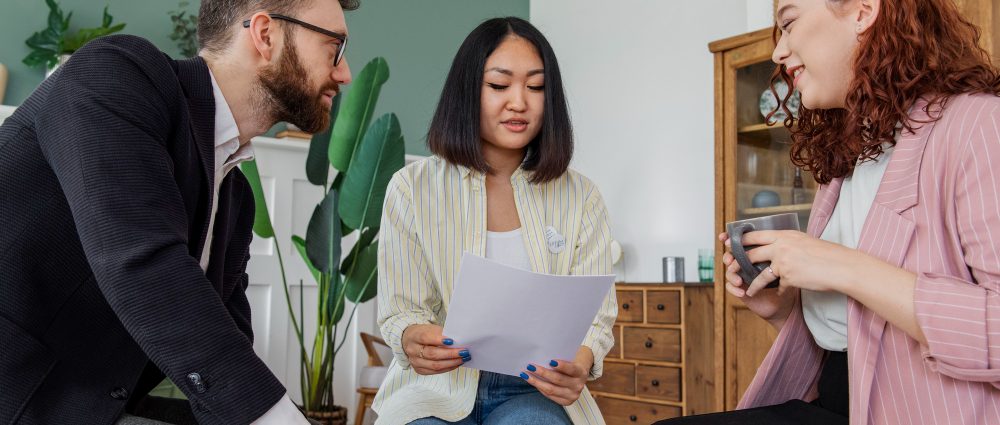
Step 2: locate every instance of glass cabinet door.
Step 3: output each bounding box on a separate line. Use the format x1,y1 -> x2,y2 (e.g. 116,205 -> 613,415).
733,60 -> 816,230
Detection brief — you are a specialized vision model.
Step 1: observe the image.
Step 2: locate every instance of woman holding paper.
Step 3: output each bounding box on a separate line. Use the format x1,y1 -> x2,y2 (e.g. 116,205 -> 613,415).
372,17 -> 618,425
661,0 -> 1000,424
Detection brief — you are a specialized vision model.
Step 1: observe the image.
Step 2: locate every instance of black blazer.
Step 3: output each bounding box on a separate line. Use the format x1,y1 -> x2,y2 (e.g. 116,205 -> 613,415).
0,35 -> 285,424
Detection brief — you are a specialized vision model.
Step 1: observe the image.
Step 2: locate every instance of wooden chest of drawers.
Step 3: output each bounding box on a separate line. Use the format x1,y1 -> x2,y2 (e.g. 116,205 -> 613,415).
589,283 -> 714,424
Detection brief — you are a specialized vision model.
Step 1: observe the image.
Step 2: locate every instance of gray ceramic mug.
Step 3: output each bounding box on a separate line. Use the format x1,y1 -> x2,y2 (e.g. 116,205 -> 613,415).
725,213 -> 800,289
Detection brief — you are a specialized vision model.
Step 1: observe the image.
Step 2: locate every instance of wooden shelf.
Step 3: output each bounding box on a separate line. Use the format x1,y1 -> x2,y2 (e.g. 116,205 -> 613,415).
738,122 -> 788,133
738,122 -> 792,146
740,203 -> 812,216
275,129 -> 313,140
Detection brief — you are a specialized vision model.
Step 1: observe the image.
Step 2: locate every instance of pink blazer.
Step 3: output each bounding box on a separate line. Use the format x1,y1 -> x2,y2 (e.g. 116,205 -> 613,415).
738,94 -> 1000,425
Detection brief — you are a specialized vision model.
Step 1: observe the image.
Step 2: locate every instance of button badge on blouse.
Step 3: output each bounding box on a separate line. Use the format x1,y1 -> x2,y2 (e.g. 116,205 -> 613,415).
544,226 -> 566,254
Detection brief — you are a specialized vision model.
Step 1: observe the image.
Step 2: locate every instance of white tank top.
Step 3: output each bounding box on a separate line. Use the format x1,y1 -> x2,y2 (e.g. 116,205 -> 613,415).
484,228 -> 533,271
803,143 -> 894,351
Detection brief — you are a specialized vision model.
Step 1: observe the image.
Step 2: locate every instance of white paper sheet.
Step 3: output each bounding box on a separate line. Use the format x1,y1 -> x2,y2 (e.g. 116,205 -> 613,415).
442,253 -> 615,377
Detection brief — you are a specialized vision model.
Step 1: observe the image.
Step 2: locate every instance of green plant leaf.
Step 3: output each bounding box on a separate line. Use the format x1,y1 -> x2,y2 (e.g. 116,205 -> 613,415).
306,93 -> 342,186
339,113 -> 405,230
328,57 -> 389,172
327,273 -> 346,324
102,6 -> 113,27
292,235 -> 321,284
22,49 -> 56,68
340,227 -> 378,275
64,23 -> 126,52
306,189 -> 342,274
25,31 -> 60,51
343,242 -> 378,303
239,160 -> 275,239
330,172 -> 345,192
24,0 -> 67,68
46,0 -> 65,33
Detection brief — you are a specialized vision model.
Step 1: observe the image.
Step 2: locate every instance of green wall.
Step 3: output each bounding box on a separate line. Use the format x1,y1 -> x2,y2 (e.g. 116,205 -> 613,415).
0,0 -> 530,155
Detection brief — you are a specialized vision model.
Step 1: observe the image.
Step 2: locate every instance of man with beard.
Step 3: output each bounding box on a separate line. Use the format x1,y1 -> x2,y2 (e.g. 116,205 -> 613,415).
0,0 -> 356,424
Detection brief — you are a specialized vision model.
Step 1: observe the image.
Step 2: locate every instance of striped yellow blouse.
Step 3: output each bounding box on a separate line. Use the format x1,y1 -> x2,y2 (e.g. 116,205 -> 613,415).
373,156 -> 618,425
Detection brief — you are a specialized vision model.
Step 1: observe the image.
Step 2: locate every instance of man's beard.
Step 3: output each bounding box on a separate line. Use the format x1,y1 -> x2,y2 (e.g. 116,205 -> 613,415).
256,38 -> 338,134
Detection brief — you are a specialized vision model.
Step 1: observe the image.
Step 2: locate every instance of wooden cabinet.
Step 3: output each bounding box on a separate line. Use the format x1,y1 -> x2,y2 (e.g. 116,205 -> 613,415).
709,27 -> 799,412
588,283 -> 714,423
952,0 -> 1000,62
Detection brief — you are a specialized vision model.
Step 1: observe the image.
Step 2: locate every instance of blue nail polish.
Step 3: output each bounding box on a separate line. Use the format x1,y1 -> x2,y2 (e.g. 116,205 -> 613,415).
520,372 -> 530,380
527,364 -> 536,372
549,360 -> 558,367
459,349 -> 470,357
443,338 -> 454,346
462,356 -> 471,362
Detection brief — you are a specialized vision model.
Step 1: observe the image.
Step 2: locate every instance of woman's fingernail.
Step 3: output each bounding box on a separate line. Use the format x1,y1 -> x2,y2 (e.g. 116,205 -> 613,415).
462,356 -> 471,362
520,372 -> 530,380
459,349 -> 470,357
549,360 -> 558,367
443,338 -> 454,346
527,364 -> 536,372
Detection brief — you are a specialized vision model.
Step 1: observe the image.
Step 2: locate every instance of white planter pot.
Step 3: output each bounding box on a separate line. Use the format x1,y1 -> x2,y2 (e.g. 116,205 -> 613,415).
45,54 -> 72,79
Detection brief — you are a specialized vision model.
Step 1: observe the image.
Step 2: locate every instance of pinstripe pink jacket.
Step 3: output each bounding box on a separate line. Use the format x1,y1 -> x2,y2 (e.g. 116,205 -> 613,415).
738,94 -> 1000,425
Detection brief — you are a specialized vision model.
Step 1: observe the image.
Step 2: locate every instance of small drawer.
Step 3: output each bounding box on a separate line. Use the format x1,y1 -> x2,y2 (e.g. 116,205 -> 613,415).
608,325 -> 622,359
637,365 -> 682,401
587,362 -> 635,395
623,327 -> 681,362
616,290 -> 644,323
595,396 -> 682,424
647,290 -> 681,324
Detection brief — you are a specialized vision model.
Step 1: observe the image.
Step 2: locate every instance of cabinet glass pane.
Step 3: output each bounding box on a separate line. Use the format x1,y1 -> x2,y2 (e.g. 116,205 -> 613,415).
734,60 -> 817,230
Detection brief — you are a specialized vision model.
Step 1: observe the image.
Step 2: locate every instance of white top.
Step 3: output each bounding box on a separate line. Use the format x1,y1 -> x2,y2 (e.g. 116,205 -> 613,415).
803,143 -> 895,351
485,228 -> 533,271
206,71 -> 306,425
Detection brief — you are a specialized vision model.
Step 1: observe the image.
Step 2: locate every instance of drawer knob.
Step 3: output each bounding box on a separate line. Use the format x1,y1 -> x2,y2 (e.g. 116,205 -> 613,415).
645,340 -> 654,348
622,303 -> 630,310
629,415 -> 638,422
652,379 -> 660,386
657,304 -> 665,310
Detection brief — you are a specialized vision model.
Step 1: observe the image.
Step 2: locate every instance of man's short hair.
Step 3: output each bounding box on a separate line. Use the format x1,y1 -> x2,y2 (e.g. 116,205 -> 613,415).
198,0 -> 359,53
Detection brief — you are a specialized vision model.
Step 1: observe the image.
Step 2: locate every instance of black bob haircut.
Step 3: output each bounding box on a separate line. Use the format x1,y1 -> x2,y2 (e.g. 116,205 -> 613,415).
427,17 -> 573,184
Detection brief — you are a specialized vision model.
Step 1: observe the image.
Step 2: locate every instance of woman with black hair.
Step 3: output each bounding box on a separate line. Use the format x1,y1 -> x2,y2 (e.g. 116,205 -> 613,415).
372,17 -> 617,425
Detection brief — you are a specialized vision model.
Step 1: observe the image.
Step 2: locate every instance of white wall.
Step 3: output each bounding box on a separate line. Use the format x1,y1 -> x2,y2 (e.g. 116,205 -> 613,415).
747,0 -> 776,30
530,1 -> 757,282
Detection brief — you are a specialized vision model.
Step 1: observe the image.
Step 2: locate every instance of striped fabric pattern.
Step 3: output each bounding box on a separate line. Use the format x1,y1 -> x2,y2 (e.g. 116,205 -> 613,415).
739,94 -> 1000,424
373,156 -> 617,425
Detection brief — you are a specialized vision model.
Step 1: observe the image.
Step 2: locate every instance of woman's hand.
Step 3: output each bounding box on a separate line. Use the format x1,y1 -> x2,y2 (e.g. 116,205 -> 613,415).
401,324 -> 470,375
737,230 -> 863,296
720,232 -> 796,329
520,347 -> 593,406
732,229 -> 926,344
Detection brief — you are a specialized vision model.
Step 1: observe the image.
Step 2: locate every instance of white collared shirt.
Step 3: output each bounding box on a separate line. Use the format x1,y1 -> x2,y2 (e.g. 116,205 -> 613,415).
205,70 -> 308,425
199,70 -> 255,270
373,157 -> 617,425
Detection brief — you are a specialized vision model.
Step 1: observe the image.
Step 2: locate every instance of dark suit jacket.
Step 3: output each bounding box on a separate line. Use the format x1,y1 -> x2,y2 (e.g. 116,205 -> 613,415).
0,35 -> 285,424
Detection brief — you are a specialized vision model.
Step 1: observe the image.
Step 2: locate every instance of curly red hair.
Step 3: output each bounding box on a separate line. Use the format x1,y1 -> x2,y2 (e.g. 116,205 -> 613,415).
769,0 -> 1000,184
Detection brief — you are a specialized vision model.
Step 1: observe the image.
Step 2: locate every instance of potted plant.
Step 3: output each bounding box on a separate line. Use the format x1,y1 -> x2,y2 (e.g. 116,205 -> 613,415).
23,0 -> 126,77
241,57 -> 402,424
167,1 -> 199,58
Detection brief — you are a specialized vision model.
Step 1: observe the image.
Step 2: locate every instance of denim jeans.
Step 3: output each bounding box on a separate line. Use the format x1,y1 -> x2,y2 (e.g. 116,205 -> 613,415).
407,371 -> 572,425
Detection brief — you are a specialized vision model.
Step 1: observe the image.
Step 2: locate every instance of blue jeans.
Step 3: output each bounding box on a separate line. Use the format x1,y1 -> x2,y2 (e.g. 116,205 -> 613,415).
407,371 -> 572,425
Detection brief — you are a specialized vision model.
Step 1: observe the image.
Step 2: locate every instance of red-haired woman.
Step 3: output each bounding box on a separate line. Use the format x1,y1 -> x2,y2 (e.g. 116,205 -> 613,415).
661,0 -> 1000,424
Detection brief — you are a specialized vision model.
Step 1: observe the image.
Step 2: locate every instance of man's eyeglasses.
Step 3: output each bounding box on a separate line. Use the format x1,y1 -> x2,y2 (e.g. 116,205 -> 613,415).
243,13 -> 348,67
